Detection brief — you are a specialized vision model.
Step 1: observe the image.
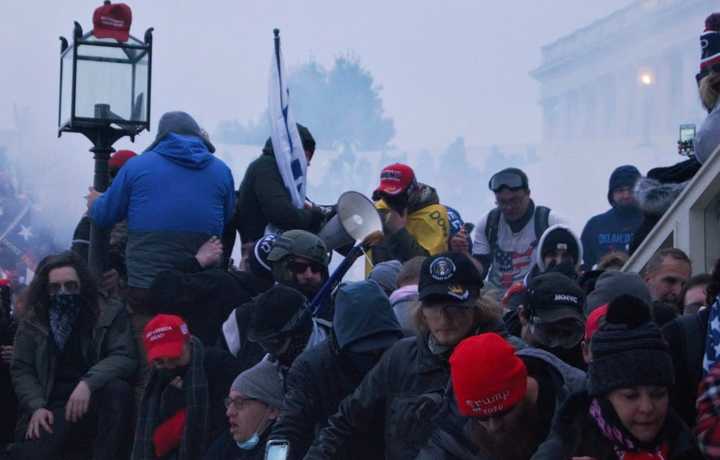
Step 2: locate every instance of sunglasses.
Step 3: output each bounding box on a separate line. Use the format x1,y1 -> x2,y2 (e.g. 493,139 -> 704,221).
488,171 -> 526,192
48,280 -> 81,296
288,259 -> 324,275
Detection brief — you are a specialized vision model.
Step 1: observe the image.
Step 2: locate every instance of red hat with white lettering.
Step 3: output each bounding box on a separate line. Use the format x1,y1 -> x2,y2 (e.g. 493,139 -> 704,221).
143,314 -> 190,362
92,1 -> 132,42
450,333 -> 527,417
374,163 -> 416,196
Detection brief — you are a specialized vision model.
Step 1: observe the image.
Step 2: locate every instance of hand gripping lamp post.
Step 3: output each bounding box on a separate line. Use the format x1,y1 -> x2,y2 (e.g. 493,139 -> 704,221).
57,1 -> 152,274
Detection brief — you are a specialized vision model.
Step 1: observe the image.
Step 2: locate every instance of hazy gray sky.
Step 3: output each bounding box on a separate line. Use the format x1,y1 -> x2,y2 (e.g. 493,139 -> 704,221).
2,0 -> 634,152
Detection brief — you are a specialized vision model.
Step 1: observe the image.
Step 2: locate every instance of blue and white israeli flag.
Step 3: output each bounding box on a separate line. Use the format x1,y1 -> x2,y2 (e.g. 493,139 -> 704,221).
268,30 -> 306,209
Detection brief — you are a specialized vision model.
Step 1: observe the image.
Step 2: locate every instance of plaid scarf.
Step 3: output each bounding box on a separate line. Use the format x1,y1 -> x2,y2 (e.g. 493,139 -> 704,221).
696,362 -> 720,458
48,294 -> 82,351
131,337 -> 210,460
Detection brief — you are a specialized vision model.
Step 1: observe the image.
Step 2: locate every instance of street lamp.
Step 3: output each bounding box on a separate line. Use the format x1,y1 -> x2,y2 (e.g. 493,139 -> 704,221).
58,2 -> 152,274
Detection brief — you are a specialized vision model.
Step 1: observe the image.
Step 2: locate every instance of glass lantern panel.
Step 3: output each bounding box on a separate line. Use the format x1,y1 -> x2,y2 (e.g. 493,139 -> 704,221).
74,40 -> 142,124
60,48 -> 73,127
131,51 -> 149,122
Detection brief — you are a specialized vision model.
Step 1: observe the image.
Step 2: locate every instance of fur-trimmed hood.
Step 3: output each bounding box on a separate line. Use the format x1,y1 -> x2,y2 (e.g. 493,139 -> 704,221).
634,177 -> 688,216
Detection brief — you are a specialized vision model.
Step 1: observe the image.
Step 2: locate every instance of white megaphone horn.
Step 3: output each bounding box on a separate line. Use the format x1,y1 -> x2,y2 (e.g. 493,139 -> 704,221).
317,191 -> 382,251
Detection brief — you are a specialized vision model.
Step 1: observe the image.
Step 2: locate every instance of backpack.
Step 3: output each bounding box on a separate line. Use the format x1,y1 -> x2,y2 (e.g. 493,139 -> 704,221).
484,205 -> 551,252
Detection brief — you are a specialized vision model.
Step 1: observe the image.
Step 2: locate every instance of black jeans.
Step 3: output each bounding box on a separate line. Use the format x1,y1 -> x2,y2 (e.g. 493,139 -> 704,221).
11,379 -> 133,460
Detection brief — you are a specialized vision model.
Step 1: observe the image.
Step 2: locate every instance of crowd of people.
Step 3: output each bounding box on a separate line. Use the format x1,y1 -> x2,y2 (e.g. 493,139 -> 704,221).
5,9 -> 720,460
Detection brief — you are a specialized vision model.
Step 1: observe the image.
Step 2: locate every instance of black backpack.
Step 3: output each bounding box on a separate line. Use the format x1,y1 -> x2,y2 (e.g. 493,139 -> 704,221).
484,205 -> 551,252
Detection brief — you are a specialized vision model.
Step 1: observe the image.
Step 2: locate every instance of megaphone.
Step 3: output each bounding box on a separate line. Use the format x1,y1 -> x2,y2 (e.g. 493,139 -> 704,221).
318,191 -> 382,251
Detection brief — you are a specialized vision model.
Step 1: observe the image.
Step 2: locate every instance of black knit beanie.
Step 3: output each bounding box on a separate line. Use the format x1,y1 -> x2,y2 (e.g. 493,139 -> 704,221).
247,285 -> 308,341
588,295 -> 674,396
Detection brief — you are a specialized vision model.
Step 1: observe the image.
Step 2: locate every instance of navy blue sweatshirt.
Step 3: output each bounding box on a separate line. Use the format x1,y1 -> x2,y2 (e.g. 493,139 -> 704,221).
581,206 -> 642,269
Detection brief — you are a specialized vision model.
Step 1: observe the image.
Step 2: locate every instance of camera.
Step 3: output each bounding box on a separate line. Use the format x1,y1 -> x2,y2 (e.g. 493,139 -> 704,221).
264,439 -> 289,460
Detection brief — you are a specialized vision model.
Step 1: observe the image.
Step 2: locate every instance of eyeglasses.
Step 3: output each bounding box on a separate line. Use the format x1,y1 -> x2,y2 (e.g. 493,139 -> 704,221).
48,280 -> 81,296
288,259 -> 324,275
488,171 -> 526,192
224,396 -> 258,411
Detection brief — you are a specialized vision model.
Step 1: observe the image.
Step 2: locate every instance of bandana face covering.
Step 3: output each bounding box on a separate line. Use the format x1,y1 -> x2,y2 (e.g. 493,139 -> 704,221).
589,398 -> 669,460
48,294 -> 83,351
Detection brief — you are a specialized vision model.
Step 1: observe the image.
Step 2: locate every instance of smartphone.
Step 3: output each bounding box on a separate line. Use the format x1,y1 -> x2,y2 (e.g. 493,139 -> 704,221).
265,440 -> 290,460
680,124 -> 696,143
678,124 -> 696,156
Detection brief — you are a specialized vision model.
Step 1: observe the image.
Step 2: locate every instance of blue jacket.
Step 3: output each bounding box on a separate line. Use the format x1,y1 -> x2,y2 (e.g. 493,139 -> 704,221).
580,206 -> 642,269
91,133 -> 235,288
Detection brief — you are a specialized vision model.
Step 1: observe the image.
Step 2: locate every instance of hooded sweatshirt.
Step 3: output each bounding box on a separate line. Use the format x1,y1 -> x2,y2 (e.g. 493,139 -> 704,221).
269,281 -> 402,460
91,133 -> 235,288
580,166 -> 642,269
525,224 -> 583,284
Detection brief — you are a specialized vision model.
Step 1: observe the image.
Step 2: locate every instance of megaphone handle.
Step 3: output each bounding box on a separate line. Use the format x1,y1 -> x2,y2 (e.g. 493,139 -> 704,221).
310,244 -> 364,317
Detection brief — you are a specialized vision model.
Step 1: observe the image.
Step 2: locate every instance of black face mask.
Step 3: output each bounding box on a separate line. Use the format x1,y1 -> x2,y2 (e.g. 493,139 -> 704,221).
382,193 -> 410,214
544,260 -> 577,280
157,364 -> 188,384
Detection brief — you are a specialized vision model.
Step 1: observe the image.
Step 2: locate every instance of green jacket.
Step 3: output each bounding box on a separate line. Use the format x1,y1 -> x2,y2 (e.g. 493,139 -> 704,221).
11,298 -> 138,420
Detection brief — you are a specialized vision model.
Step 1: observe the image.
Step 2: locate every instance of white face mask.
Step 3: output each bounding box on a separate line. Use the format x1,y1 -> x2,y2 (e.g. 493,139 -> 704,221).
236,431 -> 261,450
235,407 -> 273,450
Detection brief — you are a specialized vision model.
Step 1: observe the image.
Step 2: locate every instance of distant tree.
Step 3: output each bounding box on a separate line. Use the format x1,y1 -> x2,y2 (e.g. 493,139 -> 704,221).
215,55 -> 395,150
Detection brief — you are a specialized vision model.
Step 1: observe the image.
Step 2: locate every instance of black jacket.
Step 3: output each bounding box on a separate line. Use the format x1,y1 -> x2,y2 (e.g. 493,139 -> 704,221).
233,150 -> 324,244
531,390 -> 703,460
303,333 -> 448,460
271,281 -> 401,460
662,309 -> 709,428
204,430 -> 269,460
147,256 -> 273,345
417,347 -> 586,460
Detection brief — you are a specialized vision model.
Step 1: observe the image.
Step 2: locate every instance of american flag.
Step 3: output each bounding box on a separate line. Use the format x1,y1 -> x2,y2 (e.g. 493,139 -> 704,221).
704,296 -> 720,374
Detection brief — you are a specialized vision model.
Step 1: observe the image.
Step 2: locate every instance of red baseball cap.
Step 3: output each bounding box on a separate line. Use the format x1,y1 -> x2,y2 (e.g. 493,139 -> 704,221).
450,333 -> 527,417
92,1 -> 132,42
585,304 -> 608,341
143,314 -> 190,362
374,163 -> 415,196
109,150 -> 136,172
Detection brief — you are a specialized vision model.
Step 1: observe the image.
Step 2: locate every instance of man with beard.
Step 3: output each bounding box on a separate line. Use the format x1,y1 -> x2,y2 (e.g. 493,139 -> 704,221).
525,224 -> 583,283
518,272 -> 587,370
132,314 -> 241,460
265,230 -> 329,313
369,163 -> 449,265
581,165 -> 643,269
642,248 -> 692,309
305,253 -> 510,460
417,333 -> 585,460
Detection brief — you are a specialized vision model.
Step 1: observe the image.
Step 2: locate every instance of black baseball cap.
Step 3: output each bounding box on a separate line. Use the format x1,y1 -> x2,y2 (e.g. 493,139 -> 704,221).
526,272 -> 585,323
418,253 -> 484,303
488,168 -> 529,192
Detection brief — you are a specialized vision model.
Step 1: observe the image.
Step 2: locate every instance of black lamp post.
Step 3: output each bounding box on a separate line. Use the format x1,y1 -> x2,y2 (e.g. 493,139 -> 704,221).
58,19 -> 153,275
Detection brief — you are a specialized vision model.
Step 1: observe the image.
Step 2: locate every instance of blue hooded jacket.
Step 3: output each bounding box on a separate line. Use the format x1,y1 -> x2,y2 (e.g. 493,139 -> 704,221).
90,133 -> 235,288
